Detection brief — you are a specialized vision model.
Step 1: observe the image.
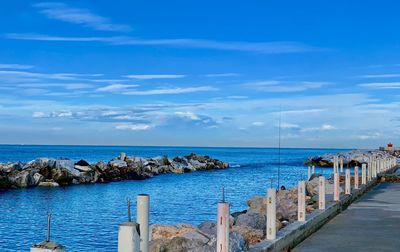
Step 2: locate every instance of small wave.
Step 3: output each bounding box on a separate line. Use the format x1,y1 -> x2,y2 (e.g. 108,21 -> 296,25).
229,164 -> 241,168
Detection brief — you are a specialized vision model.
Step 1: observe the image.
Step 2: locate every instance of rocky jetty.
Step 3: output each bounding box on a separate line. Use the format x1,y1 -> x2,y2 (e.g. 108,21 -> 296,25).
0,153 -> 228,189
305,149 -> 398,167
148,175 -> 325,251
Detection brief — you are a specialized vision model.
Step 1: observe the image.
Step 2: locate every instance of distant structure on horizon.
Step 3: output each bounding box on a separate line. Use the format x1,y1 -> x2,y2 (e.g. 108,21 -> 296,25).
379,143 -> 397,152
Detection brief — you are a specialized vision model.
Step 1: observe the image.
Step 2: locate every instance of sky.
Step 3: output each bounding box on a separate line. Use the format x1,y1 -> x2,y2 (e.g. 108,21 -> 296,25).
0,1 -> 399,148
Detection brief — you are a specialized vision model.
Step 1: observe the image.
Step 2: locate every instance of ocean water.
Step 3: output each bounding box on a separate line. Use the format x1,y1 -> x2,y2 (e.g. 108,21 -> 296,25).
0,145 -> 348,251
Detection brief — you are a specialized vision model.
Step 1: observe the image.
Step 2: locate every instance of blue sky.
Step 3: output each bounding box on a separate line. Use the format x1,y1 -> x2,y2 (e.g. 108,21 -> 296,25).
0,1 -> 399,148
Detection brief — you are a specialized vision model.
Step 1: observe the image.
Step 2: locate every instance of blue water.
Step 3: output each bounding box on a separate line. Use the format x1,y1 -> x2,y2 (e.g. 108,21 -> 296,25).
0,145 -> 348,251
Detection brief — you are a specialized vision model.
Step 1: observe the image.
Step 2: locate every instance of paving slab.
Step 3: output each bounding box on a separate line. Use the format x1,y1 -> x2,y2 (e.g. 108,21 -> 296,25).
295,183 -> 400,252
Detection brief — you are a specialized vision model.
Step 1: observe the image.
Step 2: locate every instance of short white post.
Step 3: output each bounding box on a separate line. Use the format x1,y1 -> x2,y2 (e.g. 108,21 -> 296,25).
118,198 -> 140,252
354,166 -> 359,189
340,157 -> 344,173
118,223 -> 140,252
312,165 -> 315,175
217,200 -> 229,252
298,181 -> 306,221
318,176 -> 325,210
334,172 -> 340,201
367,161 -> 372,181
307,166 -> 311,180
137,194 -> 149,252
266,188 -> 276,240
345,169 -> 351,195
333,156 -> 337,173
362,163 -> 366,185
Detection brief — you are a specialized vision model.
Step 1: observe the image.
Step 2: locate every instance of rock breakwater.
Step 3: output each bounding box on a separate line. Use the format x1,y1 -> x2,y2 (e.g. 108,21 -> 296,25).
0,153 -> 228,189
305,149 -> 399,167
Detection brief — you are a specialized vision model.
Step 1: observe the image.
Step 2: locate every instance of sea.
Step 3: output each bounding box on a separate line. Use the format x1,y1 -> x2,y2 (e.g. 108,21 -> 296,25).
0,145 -> 349,251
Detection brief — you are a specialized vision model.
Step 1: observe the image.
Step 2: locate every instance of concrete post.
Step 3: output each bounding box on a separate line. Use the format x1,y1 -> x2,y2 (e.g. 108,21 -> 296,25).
217,202 -> 230,252
312,165 -> 315,175
333,156 -> 337,173
266,188 -> 276,240
137,194 -> 149,252
334,172 -> 340,201
367,161 -> 372,181
340,157 -> 343,173
354,166 -> 359,189
298,181 -> 306,222
362,163 -> 366,185
345,169 -> 351,195
318,176 -> 325,210
118,223 -> 140,252
307,166 -> 311,180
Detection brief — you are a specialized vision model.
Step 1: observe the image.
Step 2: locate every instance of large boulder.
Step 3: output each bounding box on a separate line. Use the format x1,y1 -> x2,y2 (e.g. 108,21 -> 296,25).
25,158 -> 56,169
198,221 -> 216,236
38,181 -> 60,187
109,160 -> 127,169
231,225 -> 264,245
8,169 -> 39,188
55,159 -> 80,177
277,188 -> 298,221
246,196 -> 267,215
235,212 -> 265,230
0,162 -> 23,173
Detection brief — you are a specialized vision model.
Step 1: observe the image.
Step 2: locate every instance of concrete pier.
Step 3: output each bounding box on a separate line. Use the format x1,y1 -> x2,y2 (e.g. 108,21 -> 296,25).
298,181 -> 306,222
295,183 -> 400,252
266,188 -> 276,240
137,194 -> 149,252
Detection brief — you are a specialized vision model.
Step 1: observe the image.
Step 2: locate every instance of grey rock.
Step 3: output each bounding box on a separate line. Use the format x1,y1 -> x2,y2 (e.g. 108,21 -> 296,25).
109,160 -> 127,169
38,181 -> 59,187
55,159 -> 80,177
198,221 -> 216,236
0,162 -> 22,173
235,212 -> 266,230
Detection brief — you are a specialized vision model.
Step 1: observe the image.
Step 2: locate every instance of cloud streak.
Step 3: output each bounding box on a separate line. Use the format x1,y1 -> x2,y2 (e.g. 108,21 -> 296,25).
6,33 -> 324,54
34,2 -> 131,32
125,74 -> 186,80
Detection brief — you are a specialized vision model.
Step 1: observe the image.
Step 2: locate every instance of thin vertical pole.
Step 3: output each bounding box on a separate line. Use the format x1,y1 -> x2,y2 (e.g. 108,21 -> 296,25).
46,213 -> 51,242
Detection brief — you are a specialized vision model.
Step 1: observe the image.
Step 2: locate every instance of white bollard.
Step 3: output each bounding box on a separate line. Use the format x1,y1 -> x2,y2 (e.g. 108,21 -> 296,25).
340,157 -> 343,173
217,201 -> 229,252
345,169 -> 351,195
266,188 -> 276,240
312,165 -> 315,175
118,223 -> 140,252
362,163 -> 366,185
298,181 -> 306,221
354,166 -> 359,189
307,166 -> 311,180
334,173 -> 340,201
137,194 -> 149,252
367,162 -> 372,181
318,176 -> 325,210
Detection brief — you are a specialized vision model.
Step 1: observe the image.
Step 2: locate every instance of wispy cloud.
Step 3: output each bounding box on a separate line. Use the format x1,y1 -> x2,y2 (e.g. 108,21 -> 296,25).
125,74 -> 186,80
204,73 -> 241,77
0,64 -> 33,70
358,74 -> 400,78
358,82 -> 400,89
115,124 -> 153,131
34,2 -> 131,32
243,80 -> 328,92
6,33 -> 324,54
122,86 -> 218,95
97,84 -> 139,92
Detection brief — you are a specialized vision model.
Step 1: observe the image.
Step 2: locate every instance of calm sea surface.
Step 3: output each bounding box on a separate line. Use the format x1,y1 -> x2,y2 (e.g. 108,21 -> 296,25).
0,145 -> 348,251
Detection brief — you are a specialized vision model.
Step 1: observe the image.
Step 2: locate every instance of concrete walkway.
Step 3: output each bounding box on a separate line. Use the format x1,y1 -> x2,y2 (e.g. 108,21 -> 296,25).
295,183 -> 400,252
